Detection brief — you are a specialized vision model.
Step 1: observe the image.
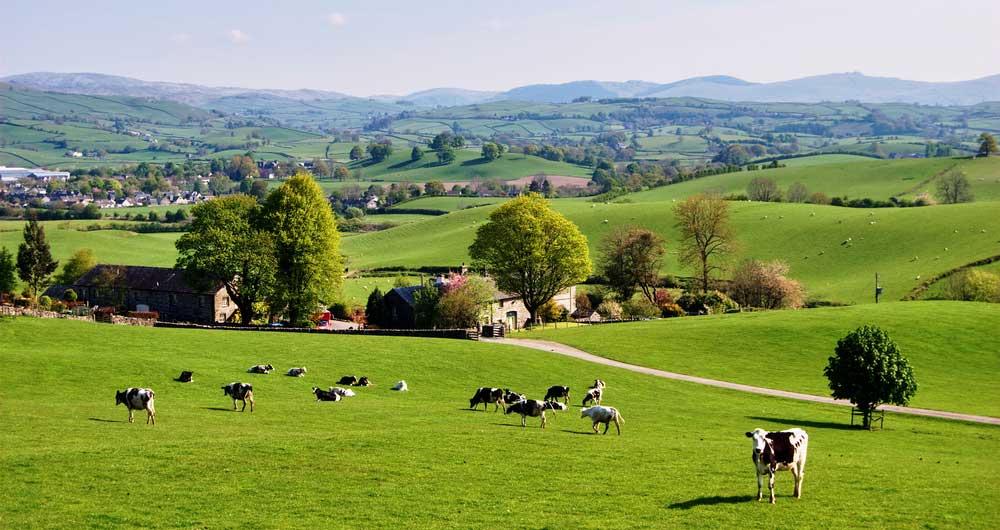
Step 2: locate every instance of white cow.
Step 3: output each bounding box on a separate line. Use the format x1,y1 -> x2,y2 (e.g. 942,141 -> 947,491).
392,380 -> 408,391
745,427 -> 809,504
580,406 -> 623,435
286,367 -> 307,377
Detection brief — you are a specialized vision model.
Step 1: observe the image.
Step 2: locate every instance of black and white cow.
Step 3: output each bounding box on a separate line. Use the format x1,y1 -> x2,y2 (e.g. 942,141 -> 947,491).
329,387 -> 355,397
355,376 -> 371,387
582,387 -> 603,406
504,389 -> 525,403
580,406 -> 623,435
115,387 -> 156,425
247,364 -> 274,374
223,382 -> 254,412
313,387 -> 342,402
337,375 -> 358,386
176,371 -> 193,383
469,387 -> 506,412
745,428 -> 809,504
286,367 -> 307,377
544,385 -> 571,404
505,399 -> 565,428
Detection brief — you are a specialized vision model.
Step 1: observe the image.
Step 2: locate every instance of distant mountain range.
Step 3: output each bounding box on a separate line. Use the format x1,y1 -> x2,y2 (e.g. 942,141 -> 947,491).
2,71 -> 999,108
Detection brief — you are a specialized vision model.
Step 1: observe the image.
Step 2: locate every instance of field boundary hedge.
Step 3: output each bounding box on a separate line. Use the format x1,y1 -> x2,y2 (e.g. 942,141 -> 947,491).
154,321 -> 478,340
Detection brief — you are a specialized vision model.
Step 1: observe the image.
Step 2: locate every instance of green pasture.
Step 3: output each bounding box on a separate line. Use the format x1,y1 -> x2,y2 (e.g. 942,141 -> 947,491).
345,149 -> 592,183
340,275 -> 421,307
388,196 -> 509,212
0,317 -> 997,529
778,154 -> 879,167
526,301 -> 1000,417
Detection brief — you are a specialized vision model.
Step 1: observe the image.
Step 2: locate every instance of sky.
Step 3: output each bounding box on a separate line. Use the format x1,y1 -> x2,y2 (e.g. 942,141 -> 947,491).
3,0 -> 999,96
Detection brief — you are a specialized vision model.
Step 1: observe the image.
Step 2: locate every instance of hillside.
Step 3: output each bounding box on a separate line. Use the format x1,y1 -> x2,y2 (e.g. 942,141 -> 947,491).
345,149 -> 592,183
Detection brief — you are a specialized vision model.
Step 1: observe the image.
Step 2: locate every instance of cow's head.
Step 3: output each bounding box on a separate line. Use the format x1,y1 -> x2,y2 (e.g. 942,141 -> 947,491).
265,364 -> 274,371
745,428 -> 770,460
115,390 -> 126,406
580,407 -> 591,418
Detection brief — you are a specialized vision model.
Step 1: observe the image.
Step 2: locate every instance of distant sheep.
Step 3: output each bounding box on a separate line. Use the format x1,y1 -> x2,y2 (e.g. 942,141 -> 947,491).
287,367 -> 307,377
392,380 -> 408,391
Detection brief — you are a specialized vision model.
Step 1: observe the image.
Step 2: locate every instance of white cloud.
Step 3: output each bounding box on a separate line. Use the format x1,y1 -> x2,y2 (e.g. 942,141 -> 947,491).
227,29 -> 249,44
328,12 -> 347,27
170,33 -> 191,45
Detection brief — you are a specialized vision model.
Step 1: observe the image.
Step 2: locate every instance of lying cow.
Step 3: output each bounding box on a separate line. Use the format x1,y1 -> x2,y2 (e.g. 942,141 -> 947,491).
581,406 -> 623,435
247,364 -> 274,374
505,399 -> 564,428
544,385 -> 570,404
504,389 -> 525,403
355,376 -> 372,387
469,387 -> 505,412
745,428 -> 809,504
313,387 -> 342,402
115,387 -> 156,425
330,387 -> 355,397
286,367 -> 307,377
337,375 -> 358,386
392,380 -> 408,392
175,371 -> 193,383
582,387 -> 603,406
222,382 -> 254,412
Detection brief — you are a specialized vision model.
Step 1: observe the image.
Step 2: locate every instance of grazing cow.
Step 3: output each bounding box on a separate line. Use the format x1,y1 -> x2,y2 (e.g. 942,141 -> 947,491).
312,387 -> 341,402
469,387 -> 506,412
222,382 -> 255,412
580,406 -> 623,435
544,385 -> 571,404
503,389 -> 525,403
247,364 -> 274,374
582,387 -> 603,406
392,380 -> 408,392
745,428 -> 809,504
354,376 -> 372,387
337,375 -> 358,386
286,367 -> 307,377
329,387 -> 355,397
176,371 -> 193,383
505,399 -> 559,428
115,388 -> 156,425
592,379 -> 606,390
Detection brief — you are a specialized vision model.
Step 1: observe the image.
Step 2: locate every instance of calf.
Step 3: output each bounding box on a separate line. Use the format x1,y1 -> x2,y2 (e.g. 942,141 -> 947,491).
247,364 -> 274,374
337,375 -> 358,386
505,399 -> 553,428
544,385 -> 571,404
582,387 -> 602,406
745,428 -> 809,504
286,367 -> 307,377
222,382 -> 254,412
503,389 -> 525,403
329,387 -> 355,397
176,371 -> 193,383
313,387 -> 341,402
392,380 -> 408,392
469,387 -> 506,412
115,388 -> 156,425
580,406 -> 623,435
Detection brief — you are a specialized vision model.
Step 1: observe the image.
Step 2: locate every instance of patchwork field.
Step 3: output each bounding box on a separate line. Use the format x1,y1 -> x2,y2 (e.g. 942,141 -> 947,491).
1,317 -> 997,529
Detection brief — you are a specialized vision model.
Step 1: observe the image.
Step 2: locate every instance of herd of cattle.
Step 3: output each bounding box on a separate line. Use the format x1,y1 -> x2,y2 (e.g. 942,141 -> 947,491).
115,372 -> 808,503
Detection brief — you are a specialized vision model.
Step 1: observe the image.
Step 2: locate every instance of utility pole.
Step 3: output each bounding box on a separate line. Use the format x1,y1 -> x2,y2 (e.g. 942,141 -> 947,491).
875,272 -> 881,304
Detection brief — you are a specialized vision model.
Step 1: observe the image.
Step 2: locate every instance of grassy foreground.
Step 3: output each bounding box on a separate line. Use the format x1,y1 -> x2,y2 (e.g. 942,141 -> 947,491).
1,317 -> 998,529
526,301 -> 1000,417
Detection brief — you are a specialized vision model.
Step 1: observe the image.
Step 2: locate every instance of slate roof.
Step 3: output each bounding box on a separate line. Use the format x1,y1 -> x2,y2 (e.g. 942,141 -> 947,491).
388,285 -> 424,307
73,265 -> 222,295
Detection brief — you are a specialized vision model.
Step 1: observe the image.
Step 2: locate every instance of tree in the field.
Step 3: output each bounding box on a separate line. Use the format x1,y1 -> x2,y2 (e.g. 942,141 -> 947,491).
747,177 -> 781,202
598,226 -> 666,304
429,132 -> 453,150
786,182 -> 809,203
412,282 -> 440,328
312,159 -> 330,178
349,145 -> 364,161
176,194 -> 276,325
16,218 -> 59,303
54,248 -> 96,286
436,145 -> 456,164
935,169 -> 973,204
0,246 -> 16,298
411,146 -> 424,162
366,143 -> 393,163
469,194 -> 591,324
249,179 -> 269,201
481,142 -> 505,161
674,194 -> 736,292
729,259 -> 805,309
978,132 -> 998,157
824,325 -> 917,429
334,165 -> 350,181
365,287 -> 387,328
424,180 -> 446,196
262,174 -> 344,325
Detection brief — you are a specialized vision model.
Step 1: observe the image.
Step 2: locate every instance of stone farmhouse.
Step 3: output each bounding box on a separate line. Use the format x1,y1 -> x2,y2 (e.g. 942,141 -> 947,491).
73,265 -> 237,324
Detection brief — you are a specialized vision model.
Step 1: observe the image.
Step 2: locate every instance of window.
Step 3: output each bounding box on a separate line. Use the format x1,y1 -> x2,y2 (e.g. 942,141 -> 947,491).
222,296 -> 230,308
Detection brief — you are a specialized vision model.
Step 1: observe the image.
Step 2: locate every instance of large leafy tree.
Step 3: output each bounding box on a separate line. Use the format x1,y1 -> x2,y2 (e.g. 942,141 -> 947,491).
978,132 -> 998,157
263,174 -> 344,325
935,169 -> 974,204
598,226 -> 666,304
16,219 -> 59,303
673,194 -> 736,292
824,325 -> 917,428
469,194 -> 591,324
175,194 -> 276,325
54,248 -> 96,286
0,246 -> 16,297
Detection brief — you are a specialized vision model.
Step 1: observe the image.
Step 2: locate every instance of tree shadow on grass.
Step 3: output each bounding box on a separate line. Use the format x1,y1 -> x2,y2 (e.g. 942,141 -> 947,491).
88,417 -> 123,423
746,415 -> 860,431
667,495 -> 755,510
460,158 -> 488,167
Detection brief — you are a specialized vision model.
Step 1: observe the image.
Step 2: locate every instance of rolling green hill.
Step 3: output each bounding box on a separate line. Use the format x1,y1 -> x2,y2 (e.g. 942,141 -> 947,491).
346,148 -> 592,183
1,317 -> 997,529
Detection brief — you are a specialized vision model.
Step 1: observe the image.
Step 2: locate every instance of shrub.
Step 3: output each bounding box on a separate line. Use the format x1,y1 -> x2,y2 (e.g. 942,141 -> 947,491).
126,311 -> 160,320
729,259 -> 806,309
574,292 -> 592,312
50,300 -> 67,312
39,295 -> 52,310
536,298 -> 568,323
63,288 -> 78,302
677,290 -> 739,314
328,302 -> 351,319
595,300 -> 622,320
942,269 -> 1000,302
660,303 -> 685,318
622,297 -> 659,319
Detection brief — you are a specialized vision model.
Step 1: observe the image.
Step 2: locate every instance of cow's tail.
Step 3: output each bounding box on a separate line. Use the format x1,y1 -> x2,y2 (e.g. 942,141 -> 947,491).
614,408 -> 624,423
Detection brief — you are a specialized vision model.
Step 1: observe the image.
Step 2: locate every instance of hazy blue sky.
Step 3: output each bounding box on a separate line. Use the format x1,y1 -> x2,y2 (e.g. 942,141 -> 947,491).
3,0 -> 998,95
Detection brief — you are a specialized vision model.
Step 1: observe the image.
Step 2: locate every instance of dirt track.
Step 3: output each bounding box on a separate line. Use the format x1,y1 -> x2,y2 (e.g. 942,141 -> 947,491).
482,338 -> 1000,426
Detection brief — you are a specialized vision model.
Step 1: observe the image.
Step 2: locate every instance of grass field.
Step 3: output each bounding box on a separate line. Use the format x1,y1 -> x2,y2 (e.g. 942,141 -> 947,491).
1,317 -> 997,529
525,301 -> 1000,417
345,149 -> 592,183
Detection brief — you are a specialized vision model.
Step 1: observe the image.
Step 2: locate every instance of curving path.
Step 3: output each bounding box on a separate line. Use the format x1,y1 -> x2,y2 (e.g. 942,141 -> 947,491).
482,338 -> 1000,426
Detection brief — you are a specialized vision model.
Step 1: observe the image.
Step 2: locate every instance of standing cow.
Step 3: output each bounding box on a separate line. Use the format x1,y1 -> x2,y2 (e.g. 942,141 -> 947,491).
505,399 -> 565,428
745,428 -> 809,504
115,387 -> 156,425
223,382 -> 255,412
580,406 -> 623,435
544,385 -> 570,404
469,387 -> 506,412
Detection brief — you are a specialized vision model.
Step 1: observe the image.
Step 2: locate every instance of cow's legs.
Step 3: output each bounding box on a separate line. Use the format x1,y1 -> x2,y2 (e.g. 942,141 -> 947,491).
128,409 -> 134,423
768,472 -> 776,504
540,412 -> 546,429
521,415 -> 526,427
603,421 -> 610,435
794,463 -> 804,498
592,421 -> 599,433
232,399 -> 238,410
756,474 -> 763,501
613,418 -> 620,435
